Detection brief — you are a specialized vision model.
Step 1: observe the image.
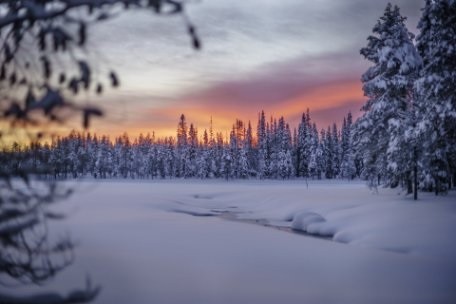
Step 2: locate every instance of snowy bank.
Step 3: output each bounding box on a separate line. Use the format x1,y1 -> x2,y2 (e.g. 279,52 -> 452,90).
152,179 -> 456,260
3,180 -> 455,304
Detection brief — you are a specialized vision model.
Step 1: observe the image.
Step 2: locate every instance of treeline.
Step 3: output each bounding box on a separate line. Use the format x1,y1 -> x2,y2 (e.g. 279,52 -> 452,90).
1,1 -> 455,199
1,111 -> 358,181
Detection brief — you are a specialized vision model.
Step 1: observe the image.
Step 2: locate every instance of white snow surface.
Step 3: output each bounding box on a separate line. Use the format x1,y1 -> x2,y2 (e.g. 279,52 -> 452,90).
156,180 -> 456,259
5,179 -> 456,304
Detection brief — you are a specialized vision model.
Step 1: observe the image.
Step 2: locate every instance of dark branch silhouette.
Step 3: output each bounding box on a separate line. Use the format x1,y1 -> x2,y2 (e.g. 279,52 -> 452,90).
0,1 -> 199,303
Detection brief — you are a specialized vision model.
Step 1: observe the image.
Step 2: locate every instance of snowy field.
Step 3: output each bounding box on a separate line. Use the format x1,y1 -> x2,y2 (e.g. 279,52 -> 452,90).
5,180 -> 456,304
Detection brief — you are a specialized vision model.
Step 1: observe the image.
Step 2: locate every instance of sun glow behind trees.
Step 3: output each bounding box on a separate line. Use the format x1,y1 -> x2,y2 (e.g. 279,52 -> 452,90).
2,109 -> 356,181
84,79 -> 365,141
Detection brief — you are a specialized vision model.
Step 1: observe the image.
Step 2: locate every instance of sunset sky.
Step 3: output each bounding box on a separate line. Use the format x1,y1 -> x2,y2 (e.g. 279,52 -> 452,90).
80,0 -> 422,139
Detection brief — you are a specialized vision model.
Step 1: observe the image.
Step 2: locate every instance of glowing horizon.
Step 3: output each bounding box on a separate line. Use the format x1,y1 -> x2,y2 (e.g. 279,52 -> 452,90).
4,0 -> 421,146
83,77 -> 365,141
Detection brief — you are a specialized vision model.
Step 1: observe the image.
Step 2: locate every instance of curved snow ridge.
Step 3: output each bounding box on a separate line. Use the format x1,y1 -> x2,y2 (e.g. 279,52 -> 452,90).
290,212 -> 336,237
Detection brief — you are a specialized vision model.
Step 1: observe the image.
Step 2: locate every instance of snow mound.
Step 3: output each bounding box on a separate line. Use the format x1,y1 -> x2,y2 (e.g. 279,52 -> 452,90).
291,212 -> 326,233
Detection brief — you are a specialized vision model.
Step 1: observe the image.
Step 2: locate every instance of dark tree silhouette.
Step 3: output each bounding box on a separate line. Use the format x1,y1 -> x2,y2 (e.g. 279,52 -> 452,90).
0,0 -> 199,130
0,1 -> 199,303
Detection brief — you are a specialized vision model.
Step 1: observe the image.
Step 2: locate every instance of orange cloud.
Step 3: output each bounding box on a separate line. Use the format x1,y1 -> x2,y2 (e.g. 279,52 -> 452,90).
124,79 -> 365,138
83,78 -> 365,141
273,81 -> 364,117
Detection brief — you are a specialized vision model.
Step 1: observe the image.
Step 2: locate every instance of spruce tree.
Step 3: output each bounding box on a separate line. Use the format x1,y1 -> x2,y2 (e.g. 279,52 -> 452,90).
415,0 -> 456,194
356,3 -> 422,188
176,114 -> 188,177
186,123 -> 198,177
257,111 -> 268,178
340,113 -> 356,179
296,112 -> 311,178
332,123 -> 341,177
277,117 -> 293,179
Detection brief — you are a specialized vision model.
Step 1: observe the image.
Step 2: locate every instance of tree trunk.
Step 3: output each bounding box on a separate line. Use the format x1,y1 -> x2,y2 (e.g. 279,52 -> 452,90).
435,178 -> 439,196
414,164 -> 418,201
413,146 -> 418,200
406,171 -> 413,194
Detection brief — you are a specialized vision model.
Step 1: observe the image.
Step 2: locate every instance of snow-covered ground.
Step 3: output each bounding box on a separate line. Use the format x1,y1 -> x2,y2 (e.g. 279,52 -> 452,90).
5,180 -> 456,304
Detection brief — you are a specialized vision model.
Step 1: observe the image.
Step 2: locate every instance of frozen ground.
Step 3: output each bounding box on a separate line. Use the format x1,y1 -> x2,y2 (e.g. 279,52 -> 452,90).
3,180 -> 456,304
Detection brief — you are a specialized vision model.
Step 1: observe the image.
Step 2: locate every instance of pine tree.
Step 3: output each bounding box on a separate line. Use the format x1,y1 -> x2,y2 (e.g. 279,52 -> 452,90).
186,123 -> 198,177
415,0 -> 456,194
267,119 -> 278,178
245,121 -> 257,177
214,132 -> 225,178
324,126 -> 335,179
104,136 -> 114,178
356,3 -> 422,188
164,137 -> 176,178
276,117 -> 293,179
176,114 -> 188,177
317,128 -> 326,179
119,133 -> 132,178
296,112 -> 310,178
340,113 -> 356,179
308,123 -> 321,179
257,111 -> 268,178
221,146 -> 233,180
203,129 -> 209,147
332,123 -> 341,177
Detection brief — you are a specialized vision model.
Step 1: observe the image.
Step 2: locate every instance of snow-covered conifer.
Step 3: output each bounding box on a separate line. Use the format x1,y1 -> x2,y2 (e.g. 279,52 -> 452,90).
415,0 -> 456,193
356,3 -> 422,187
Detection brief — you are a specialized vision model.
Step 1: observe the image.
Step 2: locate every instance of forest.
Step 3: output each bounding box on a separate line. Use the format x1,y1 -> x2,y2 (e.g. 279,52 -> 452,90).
1,3 -> 455,198
1,110 -> 357,181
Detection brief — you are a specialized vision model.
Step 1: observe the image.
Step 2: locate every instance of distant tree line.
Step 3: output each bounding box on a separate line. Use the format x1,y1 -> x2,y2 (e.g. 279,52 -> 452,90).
1,1 -> 455,200
0,110 -> 358,181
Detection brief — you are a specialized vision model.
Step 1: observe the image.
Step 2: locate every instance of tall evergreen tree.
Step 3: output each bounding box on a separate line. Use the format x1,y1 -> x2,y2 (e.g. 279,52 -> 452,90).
277,117 -> 293,179
332,123 -> 341,178
257,111 -> 268,178
415,0 -> 456,194
308,123 -> 321,179
356,3 -> 422,188
340,113 -> 356,179
323,126 -> 335,179
186,123 -> 198,177
176,114 -> 188,177
296,111 -> 311,178
245,121 -> 257,177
